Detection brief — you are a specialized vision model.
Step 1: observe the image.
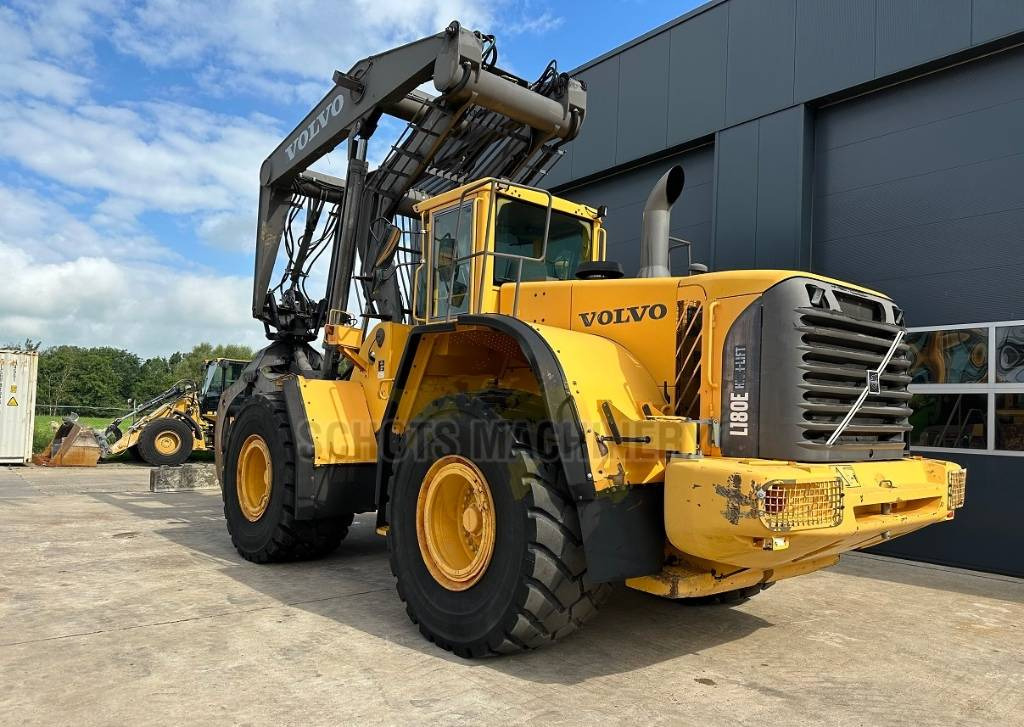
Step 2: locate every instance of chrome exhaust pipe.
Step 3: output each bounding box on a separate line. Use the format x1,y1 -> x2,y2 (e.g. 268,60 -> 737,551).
637,165 -> 685,278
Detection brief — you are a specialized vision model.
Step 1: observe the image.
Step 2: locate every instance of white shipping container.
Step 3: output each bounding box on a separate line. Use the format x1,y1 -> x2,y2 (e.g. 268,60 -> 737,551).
0,350 -> 39,464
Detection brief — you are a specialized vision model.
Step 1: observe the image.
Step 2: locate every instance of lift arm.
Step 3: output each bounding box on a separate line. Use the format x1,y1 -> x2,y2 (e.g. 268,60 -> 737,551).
252,21 -> 586,355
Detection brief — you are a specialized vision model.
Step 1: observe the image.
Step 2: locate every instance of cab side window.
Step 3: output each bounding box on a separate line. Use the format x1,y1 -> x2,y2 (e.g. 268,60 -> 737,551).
431,202 -> 474,318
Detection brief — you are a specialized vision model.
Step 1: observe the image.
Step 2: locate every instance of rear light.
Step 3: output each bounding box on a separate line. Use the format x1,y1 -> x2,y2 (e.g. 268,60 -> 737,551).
947,469 -> 966,509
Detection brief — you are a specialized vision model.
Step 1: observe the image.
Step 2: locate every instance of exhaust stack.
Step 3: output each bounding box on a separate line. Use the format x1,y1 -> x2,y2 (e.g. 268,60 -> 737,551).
638,165 -> 685,278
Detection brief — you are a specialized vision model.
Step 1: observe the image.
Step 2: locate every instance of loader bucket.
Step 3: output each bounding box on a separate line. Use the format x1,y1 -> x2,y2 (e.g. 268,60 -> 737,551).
34,418 -> 102,467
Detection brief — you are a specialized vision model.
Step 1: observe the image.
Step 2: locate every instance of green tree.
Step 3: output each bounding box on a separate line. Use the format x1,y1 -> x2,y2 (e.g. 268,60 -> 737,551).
3,338 -> 41,351
170,343 -> 253,385
132,356 -> 176,401
37,346 -> 140,414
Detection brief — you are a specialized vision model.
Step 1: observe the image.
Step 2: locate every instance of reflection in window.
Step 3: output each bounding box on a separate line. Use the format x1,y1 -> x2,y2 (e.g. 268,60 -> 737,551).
996,326 -> 1024,383
492,198 -> 592,283
995,393 -> 1024,451
906,328 -> 988,384
909,393 -> 987,449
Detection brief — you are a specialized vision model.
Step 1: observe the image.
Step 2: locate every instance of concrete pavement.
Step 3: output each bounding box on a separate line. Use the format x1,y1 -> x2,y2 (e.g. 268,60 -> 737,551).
1,464 -> 1021,726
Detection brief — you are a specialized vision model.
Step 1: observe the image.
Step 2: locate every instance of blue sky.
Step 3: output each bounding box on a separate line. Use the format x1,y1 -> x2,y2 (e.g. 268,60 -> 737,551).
0,0 -> 700,356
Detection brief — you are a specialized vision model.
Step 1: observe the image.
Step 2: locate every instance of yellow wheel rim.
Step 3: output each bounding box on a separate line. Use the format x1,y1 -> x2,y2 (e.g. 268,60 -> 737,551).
236,434 -> 272,522
154,429 -> 182,456
416,455 -> 496,591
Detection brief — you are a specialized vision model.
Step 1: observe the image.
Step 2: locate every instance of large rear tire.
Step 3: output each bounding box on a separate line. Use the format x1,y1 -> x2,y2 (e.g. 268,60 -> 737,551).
137,417 -> 194,466
222,395 -> 351,563
387,393 -> 610,657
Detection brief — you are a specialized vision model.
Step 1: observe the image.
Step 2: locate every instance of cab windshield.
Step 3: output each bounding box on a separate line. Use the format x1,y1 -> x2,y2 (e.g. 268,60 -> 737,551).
492,198 -> 592,283
200,362 -> 219,396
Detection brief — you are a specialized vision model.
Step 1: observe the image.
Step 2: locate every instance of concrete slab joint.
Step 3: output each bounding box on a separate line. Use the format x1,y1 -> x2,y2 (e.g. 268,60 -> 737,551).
150,463 -> 218,492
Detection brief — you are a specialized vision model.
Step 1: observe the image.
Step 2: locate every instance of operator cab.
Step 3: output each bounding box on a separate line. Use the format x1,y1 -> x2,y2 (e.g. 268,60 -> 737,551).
199,359 -> 246,415
413,179 -> 606,322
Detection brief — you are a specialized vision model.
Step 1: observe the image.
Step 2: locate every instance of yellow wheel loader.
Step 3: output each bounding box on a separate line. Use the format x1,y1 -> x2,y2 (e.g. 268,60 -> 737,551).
216,22 -> 966,657
99,358 -> 247,466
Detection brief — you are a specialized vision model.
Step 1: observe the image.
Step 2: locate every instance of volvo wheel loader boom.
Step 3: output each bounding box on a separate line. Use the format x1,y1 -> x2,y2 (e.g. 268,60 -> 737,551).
218,22 -> 966,657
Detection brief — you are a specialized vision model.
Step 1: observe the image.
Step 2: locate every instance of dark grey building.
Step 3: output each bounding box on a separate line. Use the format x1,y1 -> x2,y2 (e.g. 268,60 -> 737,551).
545,0 -> 1024,577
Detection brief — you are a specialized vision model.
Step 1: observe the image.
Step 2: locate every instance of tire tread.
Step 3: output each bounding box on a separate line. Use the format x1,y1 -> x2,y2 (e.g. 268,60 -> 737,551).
387,391 -> 610,657
224,395 -> 351,563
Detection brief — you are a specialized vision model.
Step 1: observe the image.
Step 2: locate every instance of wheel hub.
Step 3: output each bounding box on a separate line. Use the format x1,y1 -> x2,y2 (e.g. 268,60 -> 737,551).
416,455 -> 496,591
236,434 -> 272,522
154,429 -> 181,455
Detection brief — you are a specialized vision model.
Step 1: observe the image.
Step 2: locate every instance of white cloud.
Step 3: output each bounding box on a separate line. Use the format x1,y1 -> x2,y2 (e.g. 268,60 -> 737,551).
0,0 -> 563,356
0,238 -> 263,357
109,0 -> 494,82
0,185 -> 261,356
0,99 -> 279,215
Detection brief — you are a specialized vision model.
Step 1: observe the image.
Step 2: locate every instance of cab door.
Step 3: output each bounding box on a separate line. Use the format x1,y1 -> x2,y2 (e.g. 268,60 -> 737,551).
416,199 -> 478,322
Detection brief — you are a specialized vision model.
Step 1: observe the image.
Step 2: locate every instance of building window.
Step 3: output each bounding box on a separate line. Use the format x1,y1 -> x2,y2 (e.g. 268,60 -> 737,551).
907,328 -> 988,383
909,393 -> 987,449
907,320 -> 1024,456
995,326 -> 1024,383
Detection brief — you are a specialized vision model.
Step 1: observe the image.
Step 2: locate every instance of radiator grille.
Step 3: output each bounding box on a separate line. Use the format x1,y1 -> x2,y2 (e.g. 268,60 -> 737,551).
759,479 -> 844,531
798,302 -> 912,451
675,301 -> 702,419
948,469 -> 966,509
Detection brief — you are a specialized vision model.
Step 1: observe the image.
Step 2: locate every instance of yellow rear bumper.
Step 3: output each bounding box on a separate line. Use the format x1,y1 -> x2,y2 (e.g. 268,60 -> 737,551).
662,455 -> 964,571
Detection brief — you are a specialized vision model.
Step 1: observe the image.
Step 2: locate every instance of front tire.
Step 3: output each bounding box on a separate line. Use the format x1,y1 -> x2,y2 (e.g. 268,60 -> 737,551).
387,393 -> 610,657
137,417 -> 194,466
223,395 -> 350,563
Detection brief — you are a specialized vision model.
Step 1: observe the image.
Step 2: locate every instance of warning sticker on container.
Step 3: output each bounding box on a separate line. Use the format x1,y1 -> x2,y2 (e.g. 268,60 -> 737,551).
6,396 -> 17,406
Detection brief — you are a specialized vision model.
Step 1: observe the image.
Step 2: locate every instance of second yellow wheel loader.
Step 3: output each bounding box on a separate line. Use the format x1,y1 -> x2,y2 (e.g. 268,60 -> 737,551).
216,22 -> 966,657
102,358 -> 246,466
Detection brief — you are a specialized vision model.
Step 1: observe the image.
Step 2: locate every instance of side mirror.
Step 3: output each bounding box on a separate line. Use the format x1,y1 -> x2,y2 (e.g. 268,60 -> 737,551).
689,263 -> 708,275
374,223 -> 403,267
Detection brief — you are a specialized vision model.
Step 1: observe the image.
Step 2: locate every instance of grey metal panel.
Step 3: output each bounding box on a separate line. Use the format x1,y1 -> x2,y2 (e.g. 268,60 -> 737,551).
972,0 -> 1024,44
875,0 -> 972,76
794,0 -> 876,101
870,452 -> 1024,577
725,0 -> 796,126
667,4 -> 728,144
571,59 -> 620,180
754,106 -> 810,268
817,45 -> 1024,152
813,46 -> 1024,324
712,121 -> 758,269
565,145 -> 715,275
540,146 -> 573,189
820,98 -> 1024,196
616,32 -> 670,164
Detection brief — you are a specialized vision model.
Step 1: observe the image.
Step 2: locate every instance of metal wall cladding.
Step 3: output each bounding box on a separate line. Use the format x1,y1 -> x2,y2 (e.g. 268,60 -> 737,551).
0,350 -> 39,464
870,451 -> 1024,578
713,105 -> 813,272
552,0 -> 1024,185
812,45 -> 1024,327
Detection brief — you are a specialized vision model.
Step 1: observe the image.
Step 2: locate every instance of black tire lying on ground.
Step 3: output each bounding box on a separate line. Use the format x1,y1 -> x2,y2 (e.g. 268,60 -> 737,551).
136,417 -> 195,466
222,394 -> 351,563
387,392 -> 611,658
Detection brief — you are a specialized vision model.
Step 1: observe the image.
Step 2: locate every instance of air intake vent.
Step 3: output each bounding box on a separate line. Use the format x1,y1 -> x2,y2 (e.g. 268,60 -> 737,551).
797,304 -> 912,450
755,277 -> 910,463
675,301 -> 702,419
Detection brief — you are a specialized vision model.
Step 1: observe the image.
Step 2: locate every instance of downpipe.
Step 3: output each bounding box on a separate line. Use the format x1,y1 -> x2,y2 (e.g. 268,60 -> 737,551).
637,165 -> 685,278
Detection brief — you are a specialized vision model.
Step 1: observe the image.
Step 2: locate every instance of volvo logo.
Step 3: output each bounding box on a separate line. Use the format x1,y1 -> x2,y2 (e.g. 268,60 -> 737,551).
578,303 -> 668,327
285,95 -> 344,161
